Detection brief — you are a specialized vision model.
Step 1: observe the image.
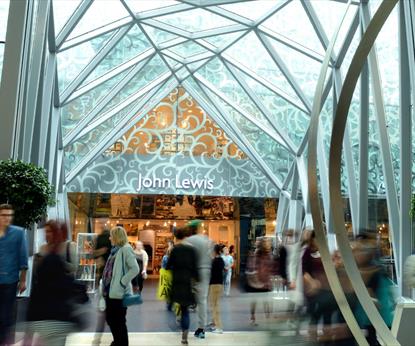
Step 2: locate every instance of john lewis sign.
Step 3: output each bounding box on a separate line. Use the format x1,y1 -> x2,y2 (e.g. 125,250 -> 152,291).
137,173 -> 214,192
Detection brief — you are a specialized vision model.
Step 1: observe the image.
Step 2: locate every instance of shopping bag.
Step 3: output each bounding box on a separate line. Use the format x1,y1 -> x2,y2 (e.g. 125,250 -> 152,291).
157,268 -> 172,301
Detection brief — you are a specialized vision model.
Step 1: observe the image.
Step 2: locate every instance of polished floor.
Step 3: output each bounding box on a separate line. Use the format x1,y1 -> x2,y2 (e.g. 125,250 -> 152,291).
14,279 -> 321,345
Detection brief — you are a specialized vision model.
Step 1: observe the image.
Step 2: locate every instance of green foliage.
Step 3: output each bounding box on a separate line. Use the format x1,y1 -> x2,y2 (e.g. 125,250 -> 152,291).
0,159 -> 54,228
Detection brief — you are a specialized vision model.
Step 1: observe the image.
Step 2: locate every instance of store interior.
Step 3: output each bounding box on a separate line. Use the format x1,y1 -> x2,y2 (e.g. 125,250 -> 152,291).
68,193 -> 279,280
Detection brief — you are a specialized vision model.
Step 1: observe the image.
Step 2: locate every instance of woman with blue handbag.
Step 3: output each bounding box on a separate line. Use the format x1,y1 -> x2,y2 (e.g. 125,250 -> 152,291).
102,227 -> 139,346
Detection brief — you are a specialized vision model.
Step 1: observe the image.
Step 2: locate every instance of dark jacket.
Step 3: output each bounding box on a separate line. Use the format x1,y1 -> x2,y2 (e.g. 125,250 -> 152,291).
27,253 -> 76,322
166,243 -> 199,306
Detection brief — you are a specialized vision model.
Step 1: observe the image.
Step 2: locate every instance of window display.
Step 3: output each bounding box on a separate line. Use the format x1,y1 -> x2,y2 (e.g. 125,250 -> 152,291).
76,233 -> 97,293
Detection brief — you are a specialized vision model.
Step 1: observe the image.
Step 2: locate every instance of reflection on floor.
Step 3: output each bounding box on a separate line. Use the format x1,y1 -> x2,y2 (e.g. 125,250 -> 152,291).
13,331 -> 318,346
14,279 -> 325,345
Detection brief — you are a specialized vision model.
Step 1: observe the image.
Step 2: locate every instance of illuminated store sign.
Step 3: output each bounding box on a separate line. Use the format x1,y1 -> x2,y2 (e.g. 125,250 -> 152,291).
137,173 -> 214,192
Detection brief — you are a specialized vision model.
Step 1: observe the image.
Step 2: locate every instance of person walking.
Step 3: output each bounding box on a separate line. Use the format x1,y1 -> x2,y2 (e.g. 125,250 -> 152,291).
185,220 -> 212,339
133,241 -> 148,293
92,227 -> 112,346
102,226 -> 139,346
166,228 -> 199,345
26,220 -> 83,346
38,221 -> 77,276
209,244 -> 225,333
0,204 -> 28,345
222,246 -> 234,296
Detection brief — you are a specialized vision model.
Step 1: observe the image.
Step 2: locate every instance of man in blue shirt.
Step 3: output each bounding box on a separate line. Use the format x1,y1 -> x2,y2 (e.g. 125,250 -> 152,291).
0,204 -> 28,345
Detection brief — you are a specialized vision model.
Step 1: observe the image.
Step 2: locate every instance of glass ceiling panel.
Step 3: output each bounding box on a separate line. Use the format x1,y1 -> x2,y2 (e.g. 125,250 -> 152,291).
57,31 -> 114,92
198,58 -> 271,126
81,25 -> 151,86
240,71 -> 308,147
61,68 -> 133,137
64,94 -> 145,172
141,24 -> 178,44
168,41 -> 208,58
219,1 -> 284,21
208,92 -> 293,184
224,32 -> 301,104
262,0 -> 324,54
267,37 -> 323,104
155,8 -> 236,33
53,0 -> 81,36
124,0 -> 178,14
68,1 -> 130,40
310,1 -> 358,55
163,56 -> 182,70
187,58 -> 210,72
99,55 -> 169,115
186,77 -> 290,186
0,0 -> 10,42
201,31 -> 245,49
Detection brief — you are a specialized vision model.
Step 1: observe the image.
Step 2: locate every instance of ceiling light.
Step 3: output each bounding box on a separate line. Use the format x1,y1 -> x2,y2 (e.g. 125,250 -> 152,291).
146,221 -> 150,226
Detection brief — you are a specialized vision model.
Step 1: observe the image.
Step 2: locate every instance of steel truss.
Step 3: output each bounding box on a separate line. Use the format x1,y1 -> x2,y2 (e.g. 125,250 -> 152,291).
0,0 -> 414,305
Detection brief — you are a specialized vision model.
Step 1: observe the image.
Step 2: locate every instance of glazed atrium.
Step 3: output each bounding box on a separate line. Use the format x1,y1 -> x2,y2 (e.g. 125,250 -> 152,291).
0,0 -> 415,345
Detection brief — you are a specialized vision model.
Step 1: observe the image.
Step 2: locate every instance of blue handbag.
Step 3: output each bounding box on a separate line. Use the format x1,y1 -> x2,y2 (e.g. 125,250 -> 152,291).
122,293 -> 143,307
121,251 -> 143,307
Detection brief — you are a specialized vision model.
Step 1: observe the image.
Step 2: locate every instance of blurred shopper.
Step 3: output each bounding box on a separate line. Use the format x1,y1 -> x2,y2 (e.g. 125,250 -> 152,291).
167,227 -> 199,345
302,230 -> 337,341
245,238 -> 273,325
185,220 -> 212,339
93,227 -> 112,284
209,244 -> 225,333
133,241 -> 148,293
0,204 -> 28,345
26,220 -> 85,346
102,226 -> 139,346
161,240 -> 174,269
222,246 -> 234,296
39,221 -> 77,276
92,227 -> 111,346
354,232 -> 394,346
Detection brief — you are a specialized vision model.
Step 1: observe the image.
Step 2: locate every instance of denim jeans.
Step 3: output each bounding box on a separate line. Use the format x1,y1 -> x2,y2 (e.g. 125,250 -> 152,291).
180,305 -> 190,331
0,282 -> 17,345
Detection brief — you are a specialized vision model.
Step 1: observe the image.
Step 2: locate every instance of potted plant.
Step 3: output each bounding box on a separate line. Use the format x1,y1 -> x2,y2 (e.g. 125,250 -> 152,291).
0,159 -> 54,228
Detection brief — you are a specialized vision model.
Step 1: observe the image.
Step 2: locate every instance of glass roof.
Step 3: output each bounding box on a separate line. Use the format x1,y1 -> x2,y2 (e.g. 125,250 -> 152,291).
41,0 -> 400,196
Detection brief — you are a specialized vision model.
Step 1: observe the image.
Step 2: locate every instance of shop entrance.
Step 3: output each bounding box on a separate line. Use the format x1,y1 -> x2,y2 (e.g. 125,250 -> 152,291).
68,193 -> 247,276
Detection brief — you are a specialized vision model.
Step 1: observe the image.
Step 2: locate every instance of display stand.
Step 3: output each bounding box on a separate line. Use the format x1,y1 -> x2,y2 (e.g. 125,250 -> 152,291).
76,233 -> 97,293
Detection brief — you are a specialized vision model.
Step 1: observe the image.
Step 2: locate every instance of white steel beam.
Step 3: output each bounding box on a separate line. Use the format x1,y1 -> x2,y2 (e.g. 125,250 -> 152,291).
75,72 -> 171,138
58,17 -> 133,52
362,4 -> 401,279
258,26 -> 325,64
60,25 -> 132,104
65,48 -> 156,104
65,78 -> 176,183
257,31 -> 312,113
222,53 -> 309,113
194,73 -> 291,151
56,0 -> 93,49
184,78 -> 284,191
224,61 -> 297,154
63,56 -> 159,146
399,0 -> 414,296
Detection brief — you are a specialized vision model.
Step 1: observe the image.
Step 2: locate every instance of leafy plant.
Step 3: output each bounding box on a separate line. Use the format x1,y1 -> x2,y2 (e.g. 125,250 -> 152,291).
0,159 -> 54,228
